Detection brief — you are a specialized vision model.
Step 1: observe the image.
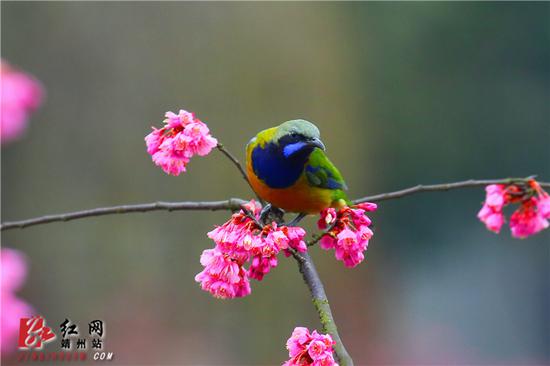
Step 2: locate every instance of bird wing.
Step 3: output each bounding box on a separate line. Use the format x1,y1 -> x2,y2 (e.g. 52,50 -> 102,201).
305,148 -> 348,191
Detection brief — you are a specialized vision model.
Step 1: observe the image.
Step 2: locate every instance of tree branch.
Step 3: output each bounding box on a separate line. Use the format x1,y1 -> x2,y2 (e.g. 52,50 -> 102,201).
0,199 -> 246,231
3,177 -> 548,364
290,249 -> 354,366
353,177 -> 549,204
2,177 -> 548,232
216,143 -> 263,203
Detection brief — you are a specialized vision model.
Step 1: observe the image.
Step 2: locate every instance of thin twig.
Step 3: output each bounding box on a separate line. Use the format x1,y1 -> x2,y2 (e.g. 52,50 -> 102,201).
307,221 -> 338,247
2,177 -> 548,232
216,143 -> 263,203
306,233 -> 326,247
0,199 -> 246,231
353,177 -> 549,204
291,250 -> 354,366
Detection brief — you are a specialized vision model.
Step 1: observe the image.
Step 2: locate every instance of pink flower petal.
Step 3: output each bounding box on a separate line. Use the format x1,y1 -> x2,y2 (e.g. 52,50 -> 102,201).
145,109 -> 217,176
1,60 -> 44,144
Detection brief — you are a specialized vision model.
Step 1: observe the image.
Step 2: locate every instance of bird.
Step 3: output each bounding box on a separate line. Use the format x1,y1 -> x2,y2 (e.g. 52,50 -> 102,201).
246,119 -> 349,220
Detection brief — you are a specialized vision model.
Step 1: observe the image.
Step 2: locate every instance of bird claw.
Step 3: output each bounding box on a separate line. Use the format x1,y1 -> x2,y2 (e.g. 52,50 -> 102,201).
259,204 -> 285,225
259,204 -> 272,222
258,204 -> 306,226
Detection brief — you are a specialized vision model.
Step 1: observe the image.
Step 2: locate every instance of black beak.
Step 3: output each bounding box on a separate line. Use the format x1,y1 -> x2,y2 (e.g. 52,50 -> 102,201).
309,137 -> 326,151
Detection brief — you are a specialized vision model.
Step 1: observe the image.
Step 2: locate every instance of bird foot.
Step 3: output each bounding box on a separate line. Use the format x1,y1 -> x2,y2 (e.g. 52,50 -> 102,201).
259,204 -> 285,225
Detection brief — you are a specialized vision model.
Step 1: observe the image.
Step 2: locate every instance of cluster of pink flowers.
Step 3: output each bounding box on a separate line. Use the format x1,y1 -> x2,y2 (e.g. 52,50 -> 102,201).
195,200 -> 307,299
1,59 -> 44,144
478,180 -> 550,238
1,248 -> 33,355
283,327 -> 338,366
145,109 -> 218,176
317,202 -> 377,268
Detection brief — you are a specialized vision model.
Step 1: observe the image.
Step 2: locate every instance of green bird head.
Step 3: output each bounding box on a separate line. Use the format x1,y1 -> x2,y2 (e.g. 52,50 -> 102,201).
272,119 -> 326,157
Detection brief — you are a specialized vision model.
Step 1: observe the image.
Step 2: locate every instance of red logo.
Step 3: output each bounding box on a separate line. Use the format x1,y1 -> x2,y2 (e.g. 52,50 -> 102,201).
18,316 -> 57,349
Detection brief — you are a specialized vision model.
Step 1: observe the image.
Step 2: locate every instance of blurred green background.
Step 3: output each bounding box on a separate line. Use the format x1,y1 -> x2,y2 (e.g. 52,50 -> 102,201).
2,2 -> 549,364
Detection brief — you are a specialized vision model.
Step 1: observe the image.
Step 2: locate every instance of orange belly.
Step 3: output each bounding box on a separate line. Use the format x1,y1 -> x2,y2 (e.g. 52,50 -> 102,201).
247,166 -> 333,214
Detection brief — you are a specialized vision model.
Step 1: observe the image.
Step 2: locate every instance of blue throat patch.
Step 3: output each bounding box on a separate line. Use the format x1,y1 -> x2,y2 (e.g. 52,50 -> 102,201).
251,142 -> 311,189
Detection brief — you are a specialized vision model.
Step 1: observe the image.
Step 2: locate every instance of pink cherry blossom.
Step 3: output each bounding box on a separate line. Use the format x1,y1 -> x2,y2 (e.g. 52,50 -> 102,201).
317,203 -> 376,268
477,184 -> 507,233
206,200 -> 263,258
145,109 -> 217,176
282,226 -> 308,254
247,223 -> 307,280
1,248 -> 34,355
484,184 -> 507,209
197,200 -> 307,298
248,254 -> 279,281
247,224 -> 285,281
283,327 -> 338,366
537,194 -> 550,219
194,248 -> 251,299
335,228 -> 365,268
509,198 -> 549,239
355,202 -> 378,212
286,327 -> 310,357
317,208 -> 337,230
477,204 -> 505,233
478,180 -> 550,238
1,60 -> 44,144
